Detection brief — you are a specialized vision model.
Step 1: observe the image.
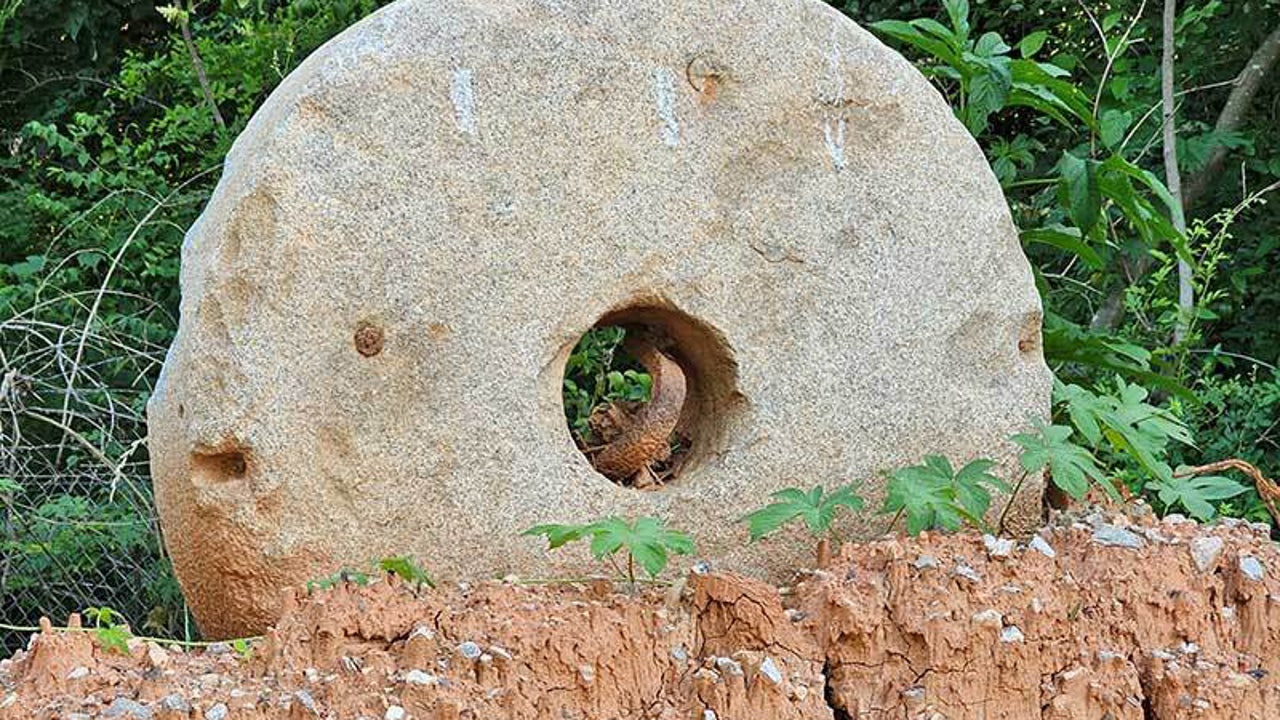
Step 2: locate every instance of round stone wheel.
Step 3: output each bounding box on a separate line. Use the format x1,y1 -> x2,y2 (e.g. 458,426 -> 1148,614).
147,0 -> 1051,637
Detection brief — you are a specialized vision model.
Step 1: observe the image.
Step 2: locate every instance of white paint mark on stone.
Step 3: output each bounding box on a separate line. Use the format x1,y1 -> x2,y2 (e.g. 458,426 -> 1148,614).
823,117 -> 847,170
652,68 -> 679,147
450,68 -> 478,136
822,20 -> 847,171
824,21 -> 846,101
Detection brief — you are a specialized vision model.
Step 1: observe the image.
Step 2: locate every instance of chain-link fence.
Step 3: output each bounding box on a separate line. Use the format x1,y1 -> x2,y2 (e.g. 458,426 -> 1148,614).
1,284 -> 184,656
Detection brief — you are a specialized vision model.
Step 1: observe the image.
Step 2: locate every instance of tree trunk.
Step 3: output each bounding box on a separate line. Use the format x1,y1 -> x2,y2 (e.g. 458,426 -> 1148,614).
1161,0 -> 1191,344
1091,21 -> 1280,332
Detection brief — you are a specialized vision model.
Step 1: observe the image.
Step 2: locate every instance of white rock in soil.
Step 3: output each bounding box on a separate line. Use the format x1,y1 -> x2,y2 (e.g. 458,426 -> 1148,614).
1000,626 -> 1025,644
983,534 -> 1015,558
972,609 -> 1003,628
1092,525 -> 1144,548
1240,555 -> 1265,581
1028,535 -> 1056,558
758,656 -> 783,685
204,703 -> 229,720
913,555 -> 940,570
385,707 -> 406,720
457,641 -> 482,659
1189,536 -> 1224,572
405,669 -> 439,685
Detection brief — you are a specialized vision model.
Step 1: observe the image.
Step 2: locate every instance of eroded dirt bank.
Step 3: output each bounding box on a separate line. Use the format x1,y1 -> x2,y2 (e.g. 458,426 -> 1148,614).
4,505 -> 1280,719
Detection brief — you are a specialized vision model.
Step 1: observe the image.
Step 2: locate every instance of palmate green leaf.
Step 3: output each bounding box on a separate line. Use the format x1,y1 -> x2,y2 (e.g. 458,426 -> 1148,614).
585,516 -> 693,578
379,555 -> 435,588
525,517 -> 693,579
740,484 -> 865,541
1012,422 -> 1110,499
883,455 -> 1002,535
1154,469 -> 1248,521
1054,378 -> 1194,481
94,625 -> 132,655
522,523 -> 590,550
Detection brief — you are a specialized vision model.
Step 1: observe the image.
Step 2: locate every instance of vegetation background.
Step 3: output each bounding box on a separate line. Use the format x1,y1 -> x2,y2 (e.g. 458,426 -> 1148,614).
1,0 -> 1277,652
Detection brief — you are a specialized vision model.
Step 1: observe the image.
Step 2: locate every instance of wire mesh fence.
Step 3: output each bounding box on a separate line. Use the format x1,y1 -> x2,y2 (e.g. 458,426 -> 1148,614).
1,276 -> 184,656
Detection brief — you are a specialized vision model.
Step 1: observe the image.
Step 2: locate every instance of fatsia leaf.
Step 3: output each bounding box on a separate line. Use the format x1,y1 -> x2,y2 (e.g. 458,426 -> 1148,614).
1012,422 -> 1109,499
1154,470 -> 1248,521
521,523 -> 589,550
882,455 -> 1001,535
379,555 -> 434,587
740,484 -> 865,541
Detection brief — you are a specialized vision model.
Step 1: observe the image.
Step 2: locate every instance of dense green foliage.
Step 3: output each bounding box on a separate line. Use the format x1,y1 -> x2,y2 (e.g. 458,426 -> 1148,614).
1,0 -> 1277,648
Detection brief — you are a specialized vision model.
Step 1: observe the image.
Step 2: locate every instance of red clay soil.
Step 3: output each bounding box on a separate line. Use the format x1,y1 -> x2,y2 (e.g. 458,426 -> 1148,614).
4,504 -> 1280,719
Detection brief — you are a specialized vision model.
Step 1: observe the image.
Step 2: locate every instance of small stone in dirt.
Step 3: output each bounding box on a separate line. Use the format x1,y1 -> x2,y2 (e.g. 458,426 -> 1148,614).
385,707 -> 406,720
1091,525 -> 1144,549
671,646 -> 688,662
1028,535 -> 1056,558
703,710 -> 717,720
759,656 -> 783,685
1221,517 -> 1243,528
409,625 -> 434,640
294,689 -> 317,712
715,657 -> 744,676
1240,555 -> 1265,581
579,664 -> 595,684
489,645 -> 512,660
1163,513 -> 1192,525
145,643 -> 169,668
952,563 -> 982,583
691,560 -> 712,575
1251,522 -> 1272,536
104,697 -> 152,719
204,703 -> 228,720
971,609 -> 1002,628
457,641 -> 482,659
1150,649 -> 1175,661
913,554 -> 939,570
983,534 -> 1015,558
1000,626 -> 1025,644
1189,536 -> 1225,572
1179,641 -> 1200,655
67,665 -> 90,680
157,695 -> 189,712
206,642 -> 231,655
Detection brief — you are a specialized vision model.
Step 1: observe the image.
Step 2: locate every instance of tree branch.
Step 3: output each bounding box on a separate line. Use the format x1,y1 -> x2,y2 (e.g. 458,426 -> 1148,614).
1181,23 -> 1280,209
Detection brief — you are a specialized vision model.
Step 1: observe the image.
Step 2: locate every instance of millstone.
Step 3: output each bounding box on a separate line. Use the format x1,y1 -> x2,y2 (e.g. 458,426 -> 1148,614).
147,0 -> 1052,637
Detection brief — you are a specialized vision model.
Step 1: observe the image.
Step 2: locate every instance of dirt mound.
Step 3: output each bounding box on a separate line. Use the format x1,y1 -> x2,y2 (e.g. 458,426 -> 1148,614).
4,506 -> 1280,719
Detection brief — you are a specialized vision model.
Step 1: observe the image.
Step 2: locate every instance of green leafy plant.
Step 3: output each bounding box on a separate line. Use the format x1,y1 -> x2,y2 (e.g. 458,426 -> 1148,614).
1151,470 -> 1248,521
1011,420 -> 1111,501
522,516 -> 694,585
84,606 -> 132,655
562,327 -> 652,444
305,567 -> 370,594
379,555 -> 434,589
882,455 -> 1009,535
230,637 -> 253,660
740,485 -> 864,565
1055,378 -> 1193,485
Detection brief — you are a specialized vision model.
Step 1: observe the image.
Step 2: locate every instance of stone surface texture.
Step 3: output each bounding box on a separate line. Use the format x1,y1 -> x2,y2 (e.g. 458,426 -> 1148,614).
147,0 -> 1051,637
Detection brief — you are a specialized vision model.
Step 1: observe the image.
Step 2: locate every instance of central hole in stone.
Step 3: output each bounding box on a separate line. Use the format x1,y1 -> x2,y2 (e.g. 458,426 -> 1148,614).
563,325 -> 691,489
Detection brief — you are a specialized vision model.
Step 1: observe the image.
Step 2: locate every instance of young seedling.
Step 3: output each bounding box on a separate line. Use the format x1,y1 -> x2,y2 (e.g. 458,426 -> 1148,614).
84,606 -> 132,655
379,555 -> 435,590
522,516 -> 694,586
305,567 -> 370,594
740,485 -> 864,567
882,455 -> 1009,535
